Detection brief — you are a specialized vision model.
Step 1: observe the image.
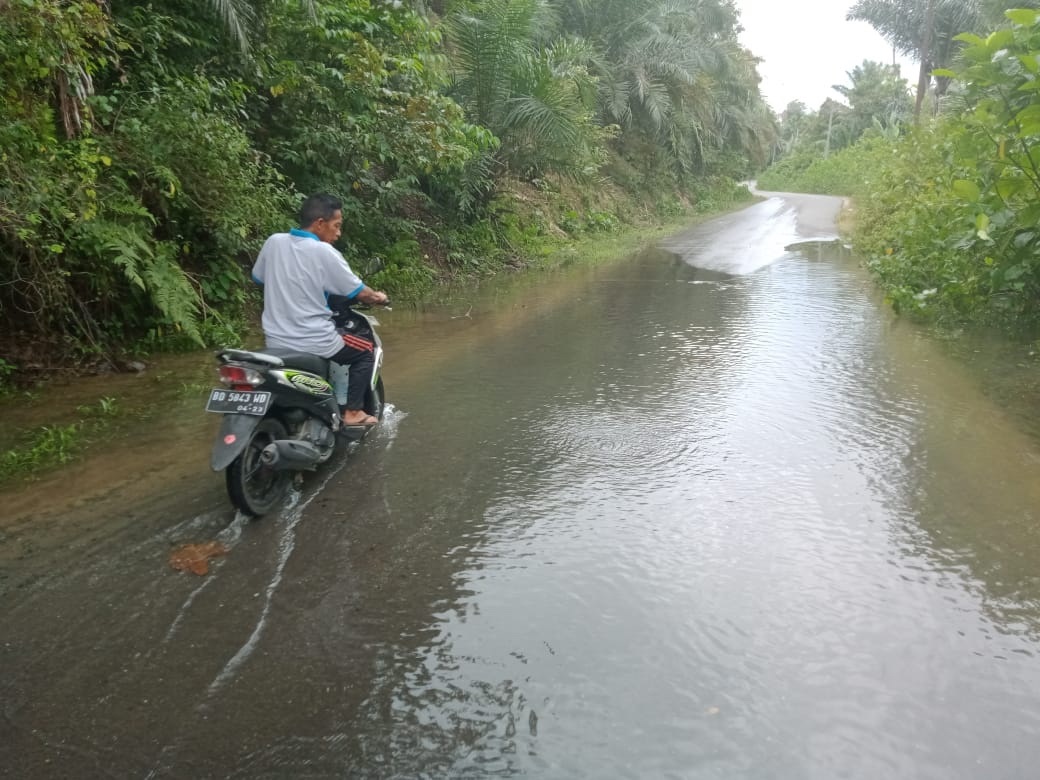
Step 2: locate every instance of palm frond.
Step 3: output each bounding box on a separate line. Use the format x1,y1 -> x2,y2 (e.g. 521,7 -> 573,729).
206,0 -> 253,53
603,78 -> 633,125
504,93 -> 582,149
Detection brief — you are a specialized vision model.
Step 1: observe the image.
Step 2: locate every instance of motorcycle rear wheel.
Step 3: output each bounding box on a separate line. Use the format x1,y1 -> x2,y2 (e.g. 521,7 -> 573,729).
226,417 -> 291,517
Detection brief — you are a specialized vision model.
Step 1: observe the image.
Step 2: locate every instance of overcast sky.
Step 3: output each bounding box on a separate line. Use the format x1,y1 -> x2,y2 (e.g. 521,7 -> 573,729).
733,0 -> 919,112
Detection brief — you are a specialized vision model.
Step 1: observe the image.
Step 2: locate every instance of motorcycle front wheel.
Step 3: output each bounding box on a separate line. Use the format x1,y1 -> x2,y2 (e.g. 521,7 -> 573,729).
226,417 -> 291,517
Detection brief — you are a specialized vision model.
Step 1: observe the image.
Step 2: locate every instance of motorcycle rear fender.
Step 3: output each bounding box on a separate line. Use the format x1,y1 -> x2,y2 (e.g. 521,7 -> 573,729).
211,414 -> 263,472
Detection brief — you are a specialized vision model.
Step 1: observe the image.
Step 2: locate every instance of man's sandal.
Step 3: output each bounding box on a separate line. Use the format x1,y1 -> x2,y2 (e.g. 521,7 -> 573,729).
341,413 -> 378,428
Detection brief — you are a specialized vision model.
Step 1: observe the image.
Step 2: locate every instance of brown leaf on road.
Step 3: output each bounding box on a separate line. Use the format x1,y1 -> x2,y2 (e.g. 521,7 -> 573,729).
168,541 -> 229,575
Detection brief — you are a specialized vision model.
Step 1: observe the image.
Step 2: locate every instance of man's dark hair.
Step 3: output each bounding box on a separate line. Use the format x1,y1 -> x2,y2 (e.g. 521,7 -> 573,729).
298,193 -> 343,228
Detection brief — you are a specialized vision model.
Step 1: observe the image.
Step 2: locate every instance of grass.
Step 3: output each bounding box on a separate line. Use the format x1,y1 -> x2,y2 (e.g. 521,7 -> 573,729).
0,397 -> 120,484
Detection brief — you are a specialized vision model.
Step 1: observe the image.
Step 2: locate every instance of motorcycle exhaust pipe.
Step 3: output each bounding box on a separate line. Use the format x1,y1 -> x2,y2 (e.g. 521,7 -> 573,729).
259,439 -> 322,471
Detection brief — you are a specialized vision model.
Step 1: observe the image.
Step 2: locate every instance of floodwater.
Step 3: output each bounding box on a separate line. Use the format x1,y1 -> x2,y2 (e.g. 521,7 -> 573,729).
3,192 -> 1040,778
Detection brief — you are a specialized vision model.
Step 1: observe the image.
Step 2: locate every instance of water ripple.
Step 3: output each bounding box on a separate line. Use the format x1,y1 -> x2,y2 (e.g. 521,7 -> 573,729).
350,241 -> 1040,778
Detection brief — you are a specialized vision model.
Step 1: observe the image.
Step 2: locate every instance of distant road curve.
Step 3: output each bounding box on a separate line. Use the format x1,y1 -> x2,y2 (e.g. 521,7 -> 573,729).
661,183 -> 847,275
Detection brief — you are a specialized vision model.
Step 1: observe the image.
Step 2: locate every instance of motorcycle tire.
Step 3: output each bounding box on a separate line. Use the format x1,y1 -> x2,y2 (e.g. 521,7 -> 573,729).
226,417 -> 292,517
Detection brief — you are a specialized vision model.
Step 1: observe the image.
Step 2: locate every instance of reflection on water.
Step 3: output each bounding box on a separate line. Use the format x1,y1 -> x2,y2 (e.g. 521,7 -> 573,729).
4,218 -> 1040,778
345,241 -> 1040,778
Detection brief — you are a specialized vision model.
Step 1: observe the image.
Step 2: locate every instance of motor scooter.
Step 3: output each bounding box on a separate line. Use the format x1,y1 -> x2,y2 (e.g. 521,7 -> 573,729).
206,300 -> 386,516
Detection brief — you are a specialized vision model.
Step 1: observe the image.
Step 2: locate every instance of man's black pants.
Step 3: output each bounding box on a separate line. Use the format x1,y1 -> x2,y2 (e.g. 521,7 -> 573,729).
330,333 -> 374,411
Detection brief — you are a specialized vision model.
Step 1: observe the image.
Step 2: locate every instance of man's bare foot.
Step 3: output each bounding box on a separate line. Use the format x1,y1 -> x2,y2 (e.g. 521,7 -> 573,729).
342,410 -> 378,427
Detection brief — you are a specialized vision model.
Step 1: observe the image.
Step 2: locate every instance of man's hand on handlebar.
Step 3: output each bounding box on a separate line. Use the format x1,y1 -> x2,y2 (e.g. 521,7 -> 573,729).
358,286 -> 390,306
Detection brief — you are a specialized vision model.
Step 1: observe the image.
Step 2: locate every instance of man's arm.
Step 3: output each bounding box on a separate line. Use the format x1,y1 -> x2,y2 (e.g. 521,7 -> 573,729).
251,237 -> 272,285
322,246 -> 387,304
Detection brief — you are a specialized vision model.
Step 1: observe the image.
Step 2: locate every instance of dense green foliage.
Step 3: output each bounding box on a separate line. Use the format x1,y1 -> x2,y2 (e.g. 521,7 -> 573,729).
765,61 -> 913,179
760,8 -> 1040,332
0,0 -> 774,378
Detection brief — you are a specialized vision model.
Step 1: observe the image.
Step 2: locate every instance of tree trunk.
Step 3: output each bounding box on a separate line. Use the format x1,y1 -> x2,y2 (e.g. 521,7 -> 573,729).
825,105 -> 834,158
914,0 -> 936,123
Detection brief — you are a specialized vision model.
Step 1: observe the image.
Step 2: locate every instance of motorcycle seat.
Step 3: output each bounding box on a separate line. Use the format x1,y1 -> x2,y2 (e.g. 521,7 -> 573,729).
263,349 -> 330,377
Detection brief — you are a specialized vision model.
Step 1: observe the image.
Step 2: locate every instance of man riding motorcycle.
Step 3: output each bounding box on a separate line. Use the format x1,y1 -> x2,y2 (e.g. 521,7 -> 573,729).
251,193 -> 389,428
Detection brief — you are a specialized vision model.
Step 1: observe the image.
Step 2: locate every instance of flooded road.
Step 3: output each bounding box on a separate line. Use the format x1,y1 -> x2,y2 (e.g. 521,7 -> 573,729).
3,192 -> 1040,778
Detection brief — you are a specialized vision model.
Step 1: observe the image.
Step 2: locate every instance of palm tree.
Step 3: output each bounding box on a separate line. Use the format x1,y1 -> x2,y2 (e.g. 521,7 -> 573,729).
445,0 -> 774,178
848,0 -> 985,120
560,0 -> 773,174
445,0 -> 603,176
832,60 -> 913,139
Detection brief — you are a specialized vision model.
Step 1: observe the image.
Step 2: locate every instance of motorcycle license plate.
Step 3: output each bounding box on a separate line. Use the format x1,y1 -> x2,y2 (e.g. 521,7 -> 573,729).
205,389 -> 272,416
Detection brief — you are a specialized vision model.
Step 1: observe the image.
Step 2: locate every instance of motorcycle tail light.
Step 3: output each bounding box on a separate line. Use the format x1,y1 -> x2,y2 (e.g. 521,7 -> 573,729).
218,365 -> 263,388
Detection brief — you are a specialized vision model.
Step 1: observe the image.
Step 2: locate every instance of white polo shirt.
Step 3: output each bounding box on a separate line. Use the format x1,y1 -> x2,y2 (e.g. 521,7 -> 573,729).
251,229 -> 365,358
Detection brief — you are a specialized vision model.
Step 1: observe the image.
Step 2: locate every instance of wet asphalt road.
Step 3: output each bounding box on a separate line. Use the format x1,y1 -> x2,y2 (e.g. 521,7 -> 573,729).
4,191 -> 1040,778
